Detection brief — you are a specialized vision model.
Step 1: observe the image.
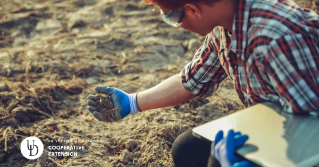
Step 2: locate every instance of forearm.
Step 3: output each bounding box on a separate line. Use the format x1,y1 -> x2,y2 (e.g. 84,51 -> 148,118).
137,74 -> 197,111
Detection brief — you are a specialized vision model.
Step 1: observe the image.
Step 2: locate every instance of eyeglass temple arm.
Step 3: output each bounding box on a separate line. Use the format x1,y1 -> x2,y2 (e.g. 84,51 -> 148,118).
166,11 -> 172,18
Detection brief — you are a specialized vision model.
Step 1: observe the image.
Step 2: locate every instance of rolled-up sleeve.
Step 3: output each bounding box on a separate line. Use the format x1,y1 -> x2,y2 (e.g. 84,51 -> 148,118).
179,29 -> 228,97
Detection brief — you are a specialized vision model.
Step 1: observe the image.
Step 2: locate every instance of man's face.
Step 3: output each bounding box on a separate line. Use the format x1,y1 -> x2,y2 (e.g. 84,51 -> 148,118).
159,4 -> 211,36
158,0 -> 236,36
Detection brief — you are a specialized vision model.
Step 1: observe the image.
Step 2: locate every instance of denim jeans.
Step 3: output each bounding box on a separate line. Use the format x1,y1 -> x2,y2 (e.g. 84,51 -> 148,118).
172,129 -> 221,167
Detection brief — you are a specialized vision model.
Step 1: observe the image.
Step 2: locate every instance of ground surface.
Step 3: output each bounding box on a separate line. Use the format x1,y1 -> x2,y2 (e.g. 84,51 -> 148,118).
0,0 -> 318,166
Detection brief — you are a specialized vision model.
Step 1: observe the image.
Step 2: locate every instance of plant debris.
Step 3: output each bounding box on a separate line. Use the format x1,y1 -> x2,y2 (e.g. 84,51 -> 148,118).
0,0 -> 317,166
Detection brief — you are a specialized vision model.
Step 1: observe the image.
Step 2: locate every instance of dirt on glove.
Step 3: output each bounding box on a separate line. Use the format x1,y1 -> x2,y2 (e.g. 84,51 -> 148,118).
95,94 -> 119,122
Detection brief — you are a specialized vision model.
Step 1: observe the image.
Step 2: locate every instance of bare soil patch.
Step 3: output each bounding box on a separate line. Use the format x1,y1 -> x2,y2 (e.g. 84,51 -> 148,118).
0,0 -> 317,166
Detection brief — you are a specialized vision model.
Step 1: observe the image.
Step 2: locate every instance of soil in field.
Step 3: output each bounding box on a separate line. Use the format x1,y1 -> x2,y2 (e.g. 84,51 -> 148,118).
0,0 -> 318,166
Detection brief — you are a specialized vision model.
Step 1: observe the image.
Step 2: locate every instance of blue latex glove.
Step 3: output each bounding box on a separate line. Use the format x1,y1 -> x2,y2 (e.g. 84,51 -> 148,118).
212,130 -> 253,167
87,86 -> 132,121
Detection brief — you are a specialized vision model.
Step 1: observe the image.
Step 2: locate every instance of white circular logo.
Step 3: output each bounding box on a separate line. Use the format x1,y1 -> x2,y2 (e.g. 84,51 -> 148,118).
20,136 -> 44,159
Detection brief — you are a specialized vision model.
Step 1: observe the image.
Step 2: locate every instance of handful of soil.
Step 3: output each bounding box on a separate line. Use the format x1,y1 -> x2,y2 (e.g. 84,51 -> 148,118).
95,94 -> 121,122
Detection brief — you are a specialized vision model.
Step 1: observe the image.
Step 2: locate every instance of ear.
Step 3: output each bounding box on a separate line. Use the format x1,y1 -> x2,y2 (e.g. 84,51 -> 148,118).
183,3 -> 202,18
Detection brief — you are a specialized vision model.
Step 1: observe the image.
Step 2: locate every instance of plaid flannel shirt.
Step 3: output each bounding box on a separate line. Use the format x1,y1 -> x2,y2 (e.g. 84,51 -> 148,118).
180,0 -> 319,114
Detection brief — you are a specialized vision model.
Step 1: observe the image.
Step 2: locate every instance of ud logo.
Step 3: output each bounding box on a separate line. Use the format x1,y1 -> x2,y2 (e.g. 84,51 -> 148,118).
20,136 -> 44,159
27,140 -> 38,156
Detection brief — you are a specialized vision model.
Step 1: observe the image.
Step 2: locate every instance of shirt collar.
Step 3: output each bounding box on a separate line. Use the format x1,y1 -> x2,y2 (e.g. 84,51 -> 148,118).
230,0 -> 254,55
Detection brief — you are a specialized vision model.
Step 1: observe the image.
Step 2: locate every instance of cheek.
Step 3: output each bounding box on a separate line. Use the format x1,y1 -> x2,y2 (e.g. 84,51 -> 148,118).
181,20 -> 197,33
181,22 -> 209,36
181,17 -> 207,34
180,23 -> 188,30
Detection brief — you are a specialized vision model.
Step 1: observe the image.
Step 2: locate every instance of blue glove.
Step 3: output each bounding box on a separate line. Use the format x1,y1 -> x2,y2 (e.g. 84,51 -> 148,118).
212,130 -> 253,167
87,86 -> 140,121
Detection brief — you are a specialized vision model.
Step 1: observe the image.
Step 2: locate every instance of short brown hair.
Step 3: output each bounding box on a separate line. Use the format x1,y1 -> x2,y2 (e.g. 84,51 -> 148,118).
143,0 -> 215,10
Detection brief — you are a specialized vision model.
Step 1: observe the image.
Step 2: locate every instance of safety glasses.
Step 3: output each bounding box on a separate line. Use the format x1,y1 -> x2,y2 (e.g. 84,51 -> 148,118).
160,8 -> 184,27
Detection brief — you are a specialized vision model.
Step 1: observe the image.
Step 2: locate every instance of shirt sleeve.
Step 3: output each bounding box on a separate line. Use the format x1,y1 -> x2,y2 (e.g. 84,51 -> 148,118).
179,28 -> 228,98
262,33 -> 319,115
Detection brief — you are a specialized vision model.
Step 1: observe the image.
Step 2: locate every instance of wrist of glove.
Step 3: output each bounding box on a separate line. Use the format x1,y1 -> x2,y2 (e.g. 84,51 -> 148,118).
127,93 -> 141,114
87,86 -> 141,122
212,130 -> 252,167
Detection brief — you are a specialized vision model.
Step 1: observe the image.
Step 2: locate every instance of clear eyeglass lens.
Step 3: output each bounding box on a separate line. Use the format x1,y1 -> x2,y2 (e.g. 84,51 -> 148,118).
160,10 -> 182,27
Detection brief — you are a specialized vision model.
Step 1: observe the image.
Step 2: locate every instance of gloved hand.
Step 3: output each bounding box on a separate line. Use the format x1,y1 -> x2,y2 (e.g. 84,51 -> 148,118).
212,130 -> 253,167
87,85 -> 140,121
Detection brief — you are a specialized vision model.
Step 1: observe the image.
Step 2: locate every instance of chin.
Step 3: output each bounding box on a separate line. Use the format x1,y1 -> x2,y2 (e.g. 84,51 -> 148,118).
194,28 -> 212,36
182,25 -> 210,36
185,29 -> 207,36
198,32 -> 209,36
195,30 -> 210,36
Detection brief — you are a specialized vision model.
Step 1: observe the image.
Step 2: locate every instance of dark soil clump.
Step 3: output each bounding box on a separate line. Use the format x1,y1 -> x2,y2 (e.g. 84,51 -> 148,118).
95,94 -> 119,122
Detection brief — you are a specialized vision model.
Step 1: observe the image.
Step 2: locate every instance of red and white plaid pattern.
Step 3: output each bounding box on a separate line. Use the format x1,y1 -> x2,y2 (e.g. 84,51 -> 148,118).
180,0 -> 319,114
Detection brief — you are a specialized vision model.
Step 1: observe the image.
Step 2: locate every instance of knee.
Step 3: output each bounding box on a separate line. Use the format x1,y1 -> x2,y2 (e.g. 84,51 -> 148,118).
172,129 -> 193,167
172,129 -> 212,167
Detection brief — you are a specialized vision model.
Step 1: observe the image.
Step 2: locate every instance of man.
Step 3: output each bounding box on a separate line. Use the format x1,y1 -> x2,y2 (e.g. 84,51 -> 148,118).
87,0 -> 319,166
